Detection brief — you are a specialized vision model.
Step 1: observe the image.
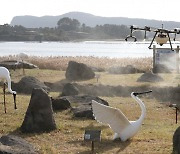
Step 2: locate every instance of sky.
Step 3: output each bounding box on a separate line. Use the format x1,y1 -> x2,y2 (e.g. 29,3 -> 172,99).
1,0 -> 180,25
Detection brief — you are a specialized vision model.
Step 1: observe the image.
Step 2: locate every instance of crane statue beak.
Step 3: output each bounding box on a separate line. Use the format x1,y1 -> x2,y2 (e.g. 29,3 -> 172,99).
13,93 -> 17,109
133,90 -> 152,96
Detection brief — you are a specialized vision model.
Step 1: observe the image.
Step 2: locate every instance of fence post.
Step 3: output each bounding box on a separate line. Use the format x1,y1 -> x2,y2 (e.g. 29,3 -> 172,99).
153,45 -> 156,73
176,46 -> 179,74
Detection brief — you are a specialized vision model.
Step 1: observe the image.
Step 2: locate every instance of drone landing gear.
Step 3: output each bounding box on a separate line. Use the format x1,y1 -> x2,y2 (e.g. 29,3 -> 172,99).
148,31 -> 158,49
148,31 -> 173,50
125,35 -> 137,42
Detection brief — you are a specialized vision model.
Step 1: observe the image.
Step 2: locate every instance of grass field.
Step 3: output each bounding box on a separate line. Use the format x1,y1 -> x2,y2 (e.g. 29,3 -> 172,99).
0,56 -> 179,154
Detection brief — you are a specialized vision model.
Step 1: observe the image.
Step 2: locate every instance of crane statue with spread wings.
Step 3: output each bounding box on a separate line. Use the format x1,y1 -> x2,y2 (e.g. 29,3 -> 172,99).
92,90 -> 152,141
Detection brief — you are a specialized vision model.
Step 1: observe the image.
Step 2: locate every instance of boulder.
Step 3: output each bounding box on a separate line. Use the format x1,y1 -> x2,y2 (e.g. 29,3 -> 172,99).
0,135 -> 37,154
173,126 -> 180,154
51,97 -> 71,111
65,61 -> 95,81
14,76 -> 50,94
61,83 -> 79,96
137,72 -> 163,82
63,95 -> 109,119
21,88 -> 56,133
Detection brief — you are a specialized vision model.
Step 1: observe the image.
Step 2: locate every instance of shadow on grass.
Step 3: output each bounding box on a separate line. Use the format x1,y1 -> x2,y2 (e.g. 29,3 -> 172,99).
7,124 -> 131,153
7,127 -> 54,138
69,122 -> 131,153
68,138 -> 131,154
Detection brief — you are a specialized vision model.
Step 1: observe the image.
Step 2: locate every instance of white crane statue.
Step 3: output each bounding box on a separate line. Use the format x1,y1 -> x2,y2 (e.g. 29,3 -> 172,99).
92,90 -> 152,141
0,67 -> 17,113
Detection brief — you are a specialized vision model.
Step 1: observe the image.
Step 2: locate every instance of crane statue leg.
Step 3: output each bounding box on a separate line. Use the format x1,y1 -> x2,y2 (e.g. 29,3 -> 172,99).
13,93 -> 17,110
0,67 -> 17,113
3,83 -> 6,113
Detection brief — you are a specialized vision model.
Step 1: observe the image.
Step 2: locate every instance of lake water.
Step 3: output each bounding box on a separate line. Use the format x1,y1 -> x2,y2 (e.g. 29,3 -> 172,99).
0,41 -> 179,58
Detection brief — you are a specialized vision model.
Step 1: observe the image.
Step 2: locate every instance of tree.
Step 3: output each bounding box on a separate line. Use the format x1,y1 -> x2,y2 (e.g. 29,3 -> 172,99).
57,17 -> 80,31
71,19 -> 80,31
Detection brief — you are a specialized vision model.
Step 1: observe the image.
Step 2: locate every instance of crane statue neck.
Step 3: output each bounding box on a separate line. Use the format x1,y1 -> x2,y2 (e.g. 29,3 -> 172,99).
131,93 -> 146,124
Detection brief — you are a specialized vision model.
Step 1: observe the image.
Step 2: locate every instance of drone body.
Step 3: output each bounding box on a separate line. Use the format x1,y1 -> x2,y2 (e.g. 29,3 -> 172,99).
125,24 -> 180,50
92,91 -> 152,141
155,33 -> 169,46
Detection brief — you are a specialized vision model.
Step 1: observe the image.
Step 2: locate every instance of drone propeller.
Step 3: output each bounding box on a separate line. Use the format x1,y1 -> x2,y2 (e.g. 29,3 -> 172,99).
174,28 -> 180,34
173,28 -> 180,41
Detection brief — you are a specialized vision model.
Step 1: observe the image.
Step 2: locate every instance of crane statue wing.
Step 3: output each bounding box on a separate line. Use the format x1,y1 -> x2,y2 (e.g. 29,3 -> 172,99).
92,100 -> 131,133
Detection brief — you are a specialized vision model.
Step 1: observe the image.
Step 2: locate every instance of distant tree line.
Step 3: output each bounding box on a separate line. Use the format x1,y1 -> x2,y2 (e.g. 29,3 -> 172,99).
0,17 -> 143,41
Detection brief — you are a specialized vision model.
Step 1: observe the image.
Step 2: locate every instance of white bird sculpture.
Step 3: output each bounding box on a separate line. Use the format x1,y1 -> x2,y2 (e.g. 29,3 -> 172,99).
91,90 -> 152,141
0,67 -> 17,113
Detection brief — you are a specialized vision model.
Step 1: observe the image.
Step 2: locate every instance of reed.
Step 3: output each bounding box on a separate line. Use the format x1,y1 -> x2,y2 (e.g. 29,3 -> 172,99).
0,55 -> 152,71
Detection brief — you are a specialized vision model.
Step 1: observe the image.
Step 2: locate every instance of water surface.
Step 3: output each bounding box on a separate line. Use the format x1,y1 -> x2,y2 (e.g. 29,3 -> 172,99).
0,41 -> 178,58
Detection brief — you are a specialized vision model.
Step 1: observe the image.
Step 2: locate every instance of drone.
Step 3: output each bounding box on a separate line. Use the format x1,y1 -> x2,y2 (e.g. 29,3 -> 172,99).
125,24 -> 180,50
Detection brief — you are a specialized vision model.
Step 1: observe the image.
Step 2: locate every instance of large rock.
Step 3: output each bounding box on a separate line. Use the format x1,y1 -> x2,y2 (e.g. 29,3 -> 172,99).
137,72 -> 163,82
14,76 -> 50,94
61,83 -> 79,96
64,95 -> 109,119
65,61 -> 95,81
173,126 -> 180,154
51,97 -> 71,111
51,95 -> 109,117
21,88 -> 56,133
0,135 -> 37,154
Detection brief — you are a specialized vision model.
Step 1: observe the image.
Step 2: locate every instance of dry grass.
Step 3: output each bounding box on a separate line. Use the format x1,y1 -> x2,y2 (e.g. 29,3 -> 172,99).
0,92 -> 178,154
0,56 -> 179,153
0,55 -> 152,71
9,68 -> 180,88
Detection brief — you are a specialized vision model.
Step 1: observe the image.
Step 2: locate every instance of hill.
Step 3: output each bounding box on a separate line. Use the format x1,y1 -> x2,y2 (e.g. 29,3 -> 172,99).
10,11 -> 180,29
